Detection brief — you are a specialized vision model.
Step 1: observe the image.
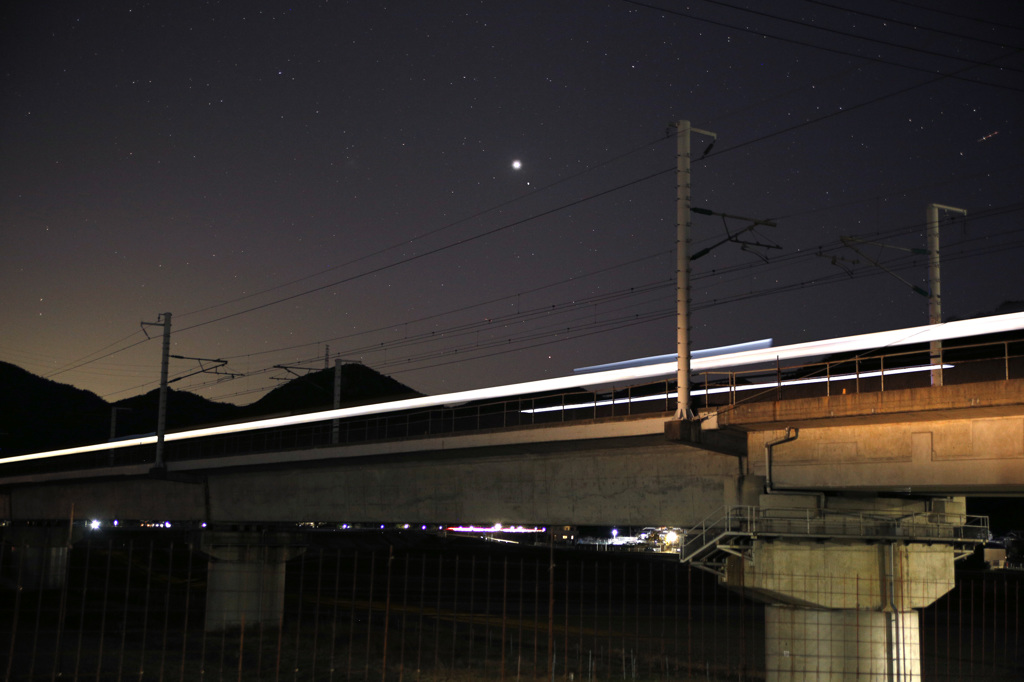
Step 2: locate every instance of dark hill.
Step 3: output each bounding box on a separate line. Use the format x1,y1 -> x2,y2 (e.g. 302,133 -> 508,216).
0,361 -> 420,456
242,363 -> 420,418
110,388 -> 244,438
0,361 -> 109,455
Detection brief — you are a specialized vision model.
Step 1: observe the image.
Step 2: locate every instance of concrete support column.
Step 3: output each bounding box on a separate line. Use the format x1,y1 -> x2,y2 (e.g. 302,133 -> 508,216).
766,605 -> 920,681
3,525 -> 80,590
198,531 -> 304,632
720,497 -> 961,682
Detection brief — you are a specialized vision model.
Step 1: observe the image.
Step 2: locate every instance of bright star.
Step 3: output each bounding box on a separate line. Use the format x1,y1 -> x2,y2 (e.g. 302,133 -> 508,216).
511,159 -> 522,170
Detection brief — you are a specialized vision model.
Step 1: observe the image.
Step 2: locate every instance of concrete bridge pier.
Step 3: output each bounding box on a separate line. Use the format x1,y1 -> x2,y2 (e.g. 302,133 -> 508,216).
719,497 -> 966,681
2,524 -> 81,590
196,530 -> 305,632
763,601 -> 924,681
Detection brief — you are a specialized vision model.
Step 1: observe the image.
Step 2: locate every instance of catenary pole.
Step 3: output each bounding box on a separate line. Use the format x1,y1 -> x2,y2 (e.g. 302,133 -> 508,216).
926,204 -> 966,386
673,120 -> 715,422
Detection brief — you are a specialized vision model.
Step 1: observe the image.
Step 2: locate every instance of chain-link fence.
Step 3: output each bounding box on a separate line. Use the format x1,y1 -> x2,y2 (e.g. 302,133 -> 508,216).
1,529 -> 1020,681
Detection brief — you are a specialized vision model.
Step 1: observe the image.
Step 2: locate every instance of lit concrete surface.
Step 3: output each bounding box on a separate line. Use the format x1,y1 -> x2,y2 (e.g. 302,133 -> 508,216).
1,418 -> 753,526
729,540 -> 954,611
720,496 -> 962,682
201,531 -> 304,631
765,607 -> 921,682
715,378 -> 1024,428
713,379 -> 1024,494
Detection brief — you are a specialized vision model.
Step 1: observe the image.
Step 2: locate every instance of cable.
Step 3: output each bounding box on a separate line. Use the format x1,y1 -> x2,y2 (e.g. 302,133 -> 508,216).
173,168 -> 672,336
794,0 -> 1024,49
43,336 -> 152,381
620,0 -> 1024,91
43,330 -> 148,380
218,250 -> 673,361
184,225 -> 1023,403
169,199 -> 1023,400
699,0 -> 1024,71
36,14 -> 1021,388
47,44 -> 1019,384
178,135 -> 667,321
883,0 -> 1024,32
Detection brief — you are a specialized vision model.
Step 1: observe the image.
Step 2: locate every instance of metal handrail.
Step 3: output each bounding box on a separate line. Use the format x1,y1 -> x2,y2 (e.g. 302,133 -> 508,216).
679,505 -> 990,567
698,335 -> 1023,405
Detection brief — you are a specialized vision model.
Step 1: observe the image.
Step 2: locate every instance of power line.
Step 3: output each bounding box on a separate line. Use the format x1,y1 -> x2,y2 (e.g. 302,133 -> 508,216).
699,0 -> 1024,72
173,168 -> 672,336
43,335 -> 152,381
219,251 -> 673,361
882,0 -> 1024,32
178,136 -> 668,321
37,27 -> 1021,388
82,198 -> 1024,401
621,0 -> 1024,91
794,0 -> 1024,49
48,41 -> 1020,382
182,217 -> 1023,403
43,330 -> 148,380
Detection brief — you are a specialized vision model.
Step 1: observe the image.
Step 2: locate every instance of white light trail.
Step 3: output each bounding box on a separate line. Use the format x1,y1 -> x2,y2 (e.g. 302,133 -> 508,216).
2,312 -> 1021,466
573,338 -> 773,374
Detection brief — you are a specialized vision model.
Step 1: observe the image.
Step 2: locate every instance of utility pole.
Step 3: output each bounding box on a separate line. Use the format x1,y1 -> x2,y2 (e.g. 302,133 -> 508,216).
142,312 -> 172,471
671,120 -> 716,425
927,203 -> 966,386
332,358 -> 343,444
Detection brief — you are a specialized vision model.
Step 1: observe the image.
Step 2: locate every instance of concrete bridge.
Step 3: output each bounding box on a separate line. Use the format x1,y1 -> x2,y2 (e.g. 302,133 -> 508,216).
3,313 -> 1021,526
2,374 -> 1021,525
3,313 -> 1022,680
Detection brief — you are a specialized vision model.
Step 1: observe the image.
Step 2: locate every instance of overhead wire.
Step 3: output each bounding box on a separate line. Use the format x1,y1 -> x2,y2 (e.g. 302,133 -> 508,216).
44,17 -> 1019,384
37,2 -> 1022,394
794,0 -> 1024,49
177,202 -> 1021,401
125,194 -> 1024,400
80,0 -> 1020,375
697,0 -> 1024,72
216,249 -> 674,361
620,0 -> 1024,91
177,136 -> 668,321
172,168 -> 673,336
176,44 -> 1018,337
882,0 -> 1024,32
43,329 -> 149,380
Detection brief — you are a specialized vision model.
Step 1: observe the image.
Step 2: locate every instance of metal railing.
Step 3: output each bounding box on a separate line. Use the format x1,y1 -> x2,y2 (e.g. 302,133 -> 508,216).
695,335 -> 1024,409
680,505 -> 990,569
2,335 -> 1021,479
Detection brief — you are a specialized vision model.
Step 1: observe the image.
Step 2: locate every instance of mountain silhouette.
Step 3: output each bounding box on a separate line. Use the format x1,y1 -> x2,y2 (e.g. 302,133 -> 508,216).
0,361 -> 419,456
245,363 -> 420,418
0,362 -> 109,455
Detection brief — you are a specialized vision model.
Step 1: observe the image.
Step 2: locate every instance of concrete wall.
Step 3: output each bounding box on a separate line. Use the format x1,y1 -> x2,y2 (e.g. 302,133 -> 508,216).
728,540 -> 954,610
3,435 -> 751,527
203,438 -> 747,526
717,378 -> 1024,428
748,415 -> 1024,493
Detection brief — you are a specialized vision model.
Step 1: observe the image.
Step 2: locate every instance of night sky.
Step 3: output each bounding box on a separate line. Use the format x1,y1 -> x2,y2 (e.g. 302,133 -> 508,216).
2,1 -> 1022,406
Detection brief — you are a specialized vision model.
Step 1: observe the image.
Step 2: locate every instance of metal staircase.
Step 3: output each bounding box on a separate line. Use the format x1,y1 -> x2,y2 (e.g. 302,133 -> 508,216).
679,504 -> 990,577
